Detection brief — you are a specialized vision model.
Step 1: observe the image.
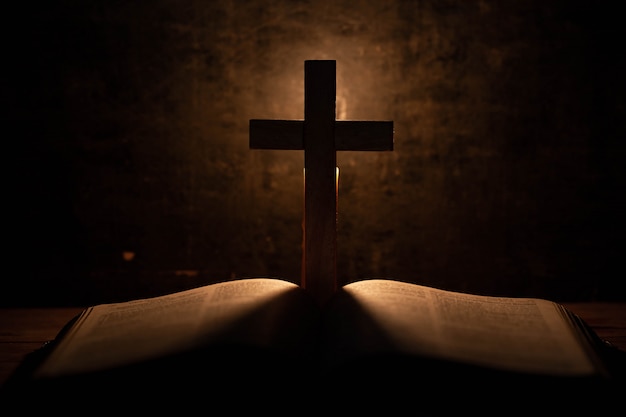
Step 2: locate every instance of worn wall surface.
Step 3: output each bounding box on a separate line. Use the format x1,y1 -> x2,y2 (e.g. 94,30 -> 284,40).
6,0 -> 625,305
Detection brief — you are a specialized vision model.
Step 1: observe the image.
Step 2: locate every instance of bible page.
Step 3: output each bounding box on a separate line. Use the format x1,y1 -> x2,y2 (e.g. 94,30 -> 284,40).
35,278 -> 310,378
335,279 -> 599,376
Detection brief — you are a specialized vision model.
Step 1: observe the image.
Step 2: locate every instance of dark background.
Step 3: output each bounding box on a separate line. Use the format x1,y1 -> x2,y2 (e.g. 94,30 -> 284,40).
5,0 -> 625,306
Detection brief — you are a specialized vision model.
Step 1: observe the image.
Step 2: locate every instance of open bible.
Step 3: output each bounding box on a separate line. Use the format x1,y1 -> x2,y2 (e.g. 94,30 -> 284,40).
2,278 -> 624,414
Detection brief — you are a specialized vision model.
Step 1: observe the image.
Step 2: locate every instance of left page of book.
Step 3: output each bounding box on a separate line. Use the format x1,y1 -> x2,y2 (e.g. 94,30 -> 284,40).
33,278 -> 318,379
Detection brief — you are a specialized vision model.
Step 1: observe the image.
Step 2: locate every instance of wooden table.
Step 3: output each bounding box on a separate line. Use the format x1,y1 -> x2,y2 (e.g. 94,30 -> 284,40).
1,303 -> 625,388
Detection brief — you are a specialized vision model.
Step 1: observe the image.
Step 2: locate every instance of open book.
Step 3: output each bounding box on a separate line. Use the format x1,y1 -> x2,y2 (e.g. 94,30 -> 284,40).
2,278 -> 624,414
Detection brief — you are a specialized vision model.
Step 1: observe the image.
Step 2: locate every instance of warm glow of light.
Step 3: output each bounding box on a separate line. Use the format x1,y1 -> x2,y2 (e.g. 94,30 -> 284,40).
247,53 -> 395,210
336,95 -> 347,120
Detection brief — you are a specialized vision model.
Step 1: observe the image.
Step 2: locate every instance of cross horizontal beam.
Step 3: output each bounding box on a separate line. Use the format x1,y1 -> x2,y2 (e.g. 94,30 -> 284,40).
249,120 -> 394,151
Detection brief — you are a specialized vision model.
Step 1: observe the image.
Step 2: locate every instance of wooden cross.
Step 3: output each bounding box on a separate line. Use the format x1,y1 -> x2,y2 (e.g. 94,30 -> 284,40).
249,60 -> 393,304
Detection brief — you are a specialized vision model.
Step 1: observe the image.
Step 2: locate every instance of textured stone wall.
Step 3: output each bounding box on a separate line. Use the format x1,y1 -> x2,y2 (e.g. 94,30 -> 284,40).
7,0 -> 624,305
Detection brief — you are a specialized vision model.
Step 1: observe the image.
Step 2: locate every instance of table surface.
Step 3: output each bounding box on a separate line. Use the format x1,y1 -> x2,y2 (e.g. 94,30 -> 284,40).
1,303 -> 625,388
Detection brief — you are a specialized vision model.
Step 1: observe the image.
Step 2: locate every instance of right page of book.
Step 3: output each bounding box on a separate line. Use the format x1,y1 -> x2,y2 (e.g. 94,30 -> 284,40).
327,279 -> 600,376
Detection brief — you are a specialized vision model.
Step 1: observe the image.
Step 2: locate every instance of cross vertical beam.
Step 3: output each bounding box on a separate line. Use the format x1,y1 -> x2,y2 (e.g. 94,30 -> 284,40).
303,60 -> 337,304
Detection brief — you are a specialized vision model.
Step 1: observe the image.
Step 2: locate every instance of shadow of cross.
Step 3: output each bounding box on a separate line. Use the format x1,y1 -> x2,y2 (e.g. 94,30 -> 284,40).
249,60 -> 394,305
